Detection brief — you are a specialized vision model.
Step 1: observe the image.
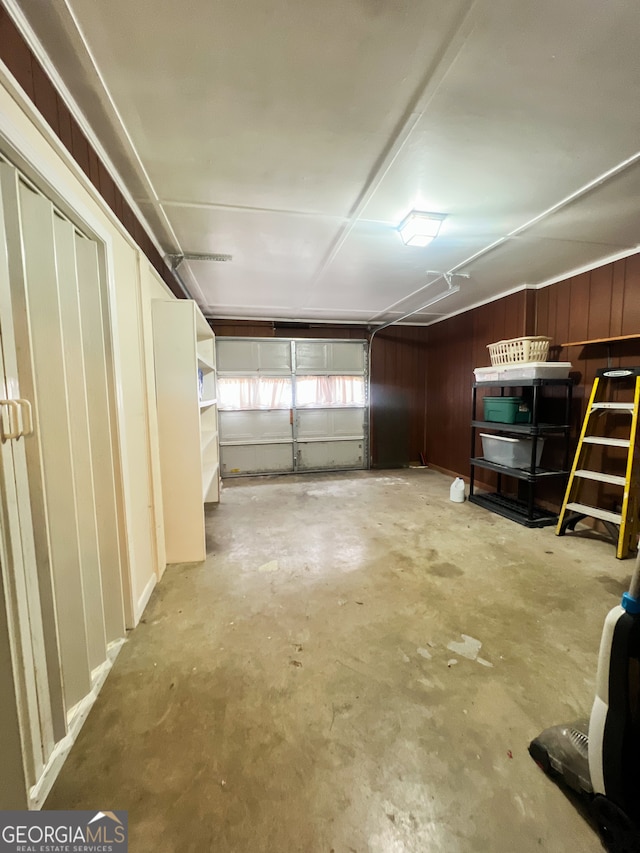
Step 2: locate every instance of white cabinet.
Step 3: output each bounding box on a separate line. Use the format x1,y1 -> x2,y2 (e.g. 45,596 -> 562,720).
0,160 -> 128,807
152,300 -> 220,563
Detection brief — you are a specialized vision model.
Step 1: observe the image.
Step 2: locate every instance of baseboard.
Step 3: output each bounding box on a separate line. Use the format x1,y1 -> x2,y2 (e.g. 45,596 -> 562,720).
133,573 -> 157,627
425,462 -> 465,481
28,640 -> 126,809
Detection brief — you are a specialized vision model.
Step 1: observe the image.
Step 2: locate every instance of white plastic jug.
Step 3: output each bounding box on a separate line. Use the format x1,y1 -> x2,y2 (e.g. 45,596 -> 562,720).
450,477 -> 465,503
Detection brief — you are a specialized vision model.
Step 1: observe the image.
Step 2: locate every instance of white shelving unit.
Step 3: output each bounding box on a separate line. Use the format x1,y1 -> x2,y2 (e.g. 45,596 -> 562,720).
152,299 -> 220,563
196,318 -> 221,505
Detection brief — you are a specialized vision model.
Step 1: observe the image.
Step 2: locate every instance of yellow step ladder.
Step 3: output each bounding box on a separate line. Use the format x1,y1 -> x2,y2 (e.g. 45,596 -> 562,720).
556,367 -> 640,559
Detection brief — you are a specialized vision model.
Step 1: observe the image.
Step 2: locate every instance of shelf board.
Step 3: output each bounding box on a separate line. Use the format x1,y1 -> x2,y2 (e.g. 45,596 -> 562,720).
472,420 -> 570,434
201,430 -> 218,452
195,310 -> 214,342
203,462 -> 220,502
197,355 -> 215,373
561,333 -> 640,348
470,457 -> 569,482
199,398 -> 217,409
469,492 -> 558,528
474,378 -> 574,388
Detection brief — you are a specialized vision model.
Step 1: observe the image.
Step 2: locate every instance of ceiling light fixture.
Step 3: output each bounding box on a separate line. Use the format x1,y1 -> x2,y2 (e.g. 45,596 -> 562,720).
398,211 -> 446,247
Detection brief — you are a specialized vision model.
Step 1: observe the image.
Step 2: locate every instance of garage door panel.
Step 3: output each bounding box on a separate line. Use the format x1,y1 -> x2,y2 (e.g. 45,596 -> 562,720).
217,339 -> 291,373
297,440 -> 364,471
297,407 -> 365,440
216,337 -> 367,476
295,341 -> 366,373
221,443 -> 294,476
219,410 -> 292,443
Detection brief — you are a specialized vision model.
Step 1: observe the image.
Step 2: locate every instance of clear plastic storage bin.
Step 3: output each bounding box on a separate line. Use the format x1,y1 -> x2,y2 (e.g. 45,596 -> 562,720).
480,433 -> 544,469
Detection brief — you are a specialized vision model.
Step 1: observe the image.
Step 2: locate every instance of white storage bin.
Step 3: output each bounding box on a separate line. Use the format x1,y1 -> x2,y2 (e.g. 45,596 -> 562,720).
474,362 -> 572,383
473,366 -> 501,383
480,433 -> 544,469
498,361 -> 571,380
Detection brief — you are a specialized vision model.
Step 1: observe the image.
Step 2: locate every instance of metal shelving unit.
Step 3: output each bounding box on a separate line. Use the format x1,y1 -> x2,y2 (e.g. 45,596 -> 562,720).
469,377 -> 573,527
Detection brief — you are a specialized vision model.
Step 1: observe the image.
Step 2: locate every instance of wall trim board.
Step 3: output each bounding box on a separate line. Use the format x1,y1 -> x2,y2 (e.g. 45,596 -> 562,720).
417,283 -> 536,328
407,242 -> 640,329
0,3 -> 183,299
133,573 -> 157,627
533,246 -> 640,294
28,638 -> 125,809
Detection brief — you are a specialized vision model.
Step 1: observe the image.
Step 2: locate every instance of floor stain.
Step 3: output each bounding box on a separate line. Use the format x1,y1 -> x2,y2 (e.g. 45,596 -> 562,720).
429,561 -> 464,578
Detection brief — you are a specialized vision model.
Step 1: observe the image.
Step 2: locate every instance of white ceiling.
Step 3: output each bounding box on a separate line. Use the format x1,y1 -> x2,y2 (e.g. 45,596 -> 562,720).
12,0 -> 640,325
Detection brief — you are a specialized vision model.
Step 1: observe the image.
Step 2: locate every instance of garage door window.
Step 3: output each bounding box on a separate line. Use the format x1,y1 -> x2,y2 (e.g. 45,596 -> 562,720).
218,376 -> 292,410
217,338 -> 368,476
295,375 -> 365,408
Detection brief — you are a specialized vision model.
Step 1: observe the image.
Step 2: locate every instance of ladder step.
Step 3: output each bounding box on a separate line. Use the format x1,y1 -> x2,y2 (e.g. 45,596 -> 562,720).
574,470 -> 627,486
591,402 -> 635,411
583,436 -> 631,448
566,502 -> 622,525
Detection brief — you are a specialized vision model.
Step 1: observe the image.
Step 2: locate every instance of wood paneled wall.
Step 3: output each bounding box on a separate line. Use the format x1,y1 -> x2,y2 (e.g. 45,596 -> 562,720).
369,325 -> 429,468
209,319 -> 276,337
0,7 -> 182,298
536,255 -> 640,415
424,291 -> 533,477
534,255 -> 640,508
210,319 -> 430,467
423,254 -> 640,510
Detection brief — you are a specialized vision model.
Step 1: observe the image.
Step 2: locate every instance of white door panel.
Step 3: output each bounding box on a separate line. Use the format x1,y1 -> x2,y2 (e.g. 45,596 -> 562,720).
297,440 -> 364,471
296,407 -> 365,440
217,339 -> 291,373
221,443 -> 294,475
75,234 -> 125,644
53,215 -> 107,675
18,181 -> 91,711
295,341 -> 366,373
0,164 -> 66,751
219,409 -> 292,443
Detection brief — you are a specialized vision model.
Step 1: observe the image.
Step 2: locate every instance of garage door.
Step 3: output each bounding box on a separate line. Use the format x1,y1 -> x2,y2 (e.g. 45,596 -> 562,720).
217,338 -> 368,476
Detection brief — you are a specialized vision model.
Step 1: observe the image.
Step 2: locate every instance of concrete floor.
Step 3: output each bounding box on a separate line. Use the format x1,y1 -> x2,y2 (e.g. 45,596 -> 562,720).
46,468 -> 626,852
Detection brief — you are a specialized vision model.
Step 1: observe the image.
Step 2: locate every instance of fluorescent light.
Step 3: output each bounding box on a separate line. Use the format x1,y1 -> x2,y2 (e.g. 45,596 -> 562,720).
398,211 -> 446,247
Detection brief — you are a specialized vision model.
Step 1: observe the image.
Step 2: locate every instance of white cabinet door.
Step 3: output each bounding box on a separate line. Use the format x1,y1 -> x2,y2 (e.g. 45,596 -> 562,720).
0,160 -> 129,807
0,164 -> 58,799
15,178 -> 92,711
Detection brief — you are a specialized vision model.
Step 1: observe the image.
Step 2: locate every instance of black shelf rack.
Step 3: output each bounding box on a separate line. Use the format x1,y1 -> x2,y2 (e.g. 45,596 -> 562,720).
469,377 -> 573,527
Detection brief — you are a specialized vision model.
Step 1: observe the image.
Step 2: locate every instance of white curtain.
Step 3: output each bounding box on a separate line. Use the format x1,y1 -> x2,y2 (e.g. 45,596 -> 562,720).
219,375 -> 365,410
218,376 -> 292,410
296,375 -> 365,407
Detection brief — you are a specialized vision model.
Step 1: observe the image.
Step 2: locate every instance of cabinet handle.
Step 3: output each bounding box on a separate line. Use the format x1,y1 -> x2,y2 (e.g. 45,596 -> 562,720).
16,398 -> 33,436
0,400 -> 21,441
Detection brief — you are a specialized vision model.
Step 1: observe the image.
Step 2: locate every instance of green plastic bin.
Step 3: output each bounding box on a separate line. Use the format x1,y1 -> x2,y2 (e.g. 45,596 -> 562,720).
483,396 -> 531,424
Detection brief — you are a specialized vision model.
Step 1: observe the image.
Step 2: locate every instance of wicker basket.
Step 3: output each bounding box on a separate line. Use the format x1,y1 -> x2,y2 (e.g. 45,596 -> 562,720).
487,336 -> 551,366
